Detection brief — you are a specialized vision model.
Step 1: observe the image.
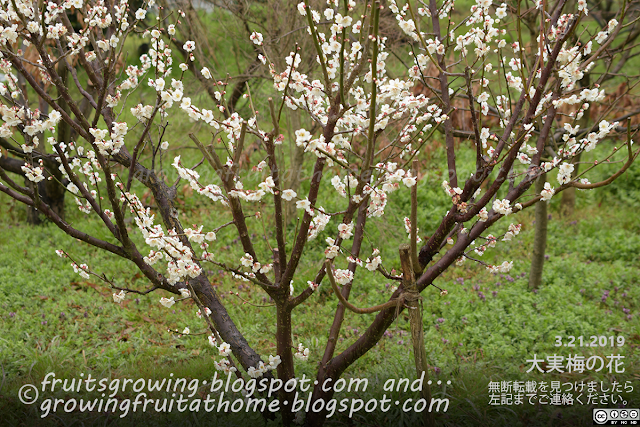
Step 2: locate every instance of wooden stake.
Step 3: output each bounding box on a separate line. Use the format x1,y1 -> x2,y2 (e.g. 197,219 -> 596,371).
399,244 -> 435,427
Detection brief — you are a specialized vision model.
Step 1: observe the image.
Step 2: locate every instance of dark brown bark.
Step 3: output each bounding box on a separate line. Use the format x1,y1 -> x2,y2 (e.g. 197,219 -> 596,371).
276,303 -> 295,426
0,156 -> 25,175
25,178 -> 66,225
25,67 -> 69,224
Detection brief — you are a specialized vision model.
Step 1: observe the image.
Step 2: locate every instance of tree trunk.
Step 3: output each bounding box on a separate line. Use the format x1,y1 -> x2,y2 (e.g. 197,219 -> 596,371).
25,182 -> 42,224
528,173 -> 548,290
26,67 -> 69,224
25,179 -> 66,224
559,186 -> 576,216
276,303 -> 295,426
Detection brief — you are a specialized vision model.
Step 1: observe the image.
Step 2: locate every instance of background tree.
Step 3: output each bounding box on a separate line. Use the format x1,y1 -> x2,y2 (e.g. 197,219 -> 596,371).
527,5 -> 640,289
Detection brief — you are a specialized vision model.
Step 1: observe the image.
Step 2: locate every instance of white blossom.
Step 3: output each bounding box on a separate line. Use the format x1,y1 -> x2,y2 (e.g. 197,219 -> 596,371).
113,290 -> 126,303
540,182 -> 555,201
218,342 -> 232,356
294,343 -> 309,361
160,297 -> 176,308
492,199 -> 512,216
282,189 -> 297,201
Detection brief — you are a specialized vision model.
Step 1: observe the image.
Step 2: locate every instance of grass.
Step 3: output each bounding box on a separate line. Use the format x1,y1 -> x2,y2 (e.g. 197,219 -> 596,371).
1,179 -> 639,426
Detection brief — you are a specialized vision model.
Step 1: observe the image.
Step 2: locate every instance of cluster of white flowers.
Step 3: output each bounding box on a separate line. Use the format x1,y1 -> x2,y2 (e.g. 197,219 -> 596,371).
212,336 -> 281,378
540,182 -> 555,202
213,358 -> 237,374
492,199 -> 512,216
365,249 -> 382,272
247,357 -> 277,379
277,1 -> 444,169
113,290 -> 126,303
581,120 -> 618,153
395,10 -> 419,42
324,242 -> 340,260
115,186 -> 204,286
308,210 -> 330,240
474,242 -> 487,257
208,334 -> 217,347
557,163 -> 575,185
555,45 -> 588,90
403,217 -> 422,243
159,296 -> 175,308
294,343 -> 309,361
337,222 -> 354,240
184,226 -> 216,245
172,156 -> 226,204
249,32 -> 263,46
442,180 -> 463,199
332,268 -> 354,286
596,19 -> 618,44
71,262 -> 90,279
21,163 -> 45,183
372,162 -> 418,197
240,253 -> 255,268
477,208 -> 489,222
1,106 -> 63,140
89,122 -> 127,155
196,307 -> 211,318
367,188 -> 389,218
502,223 -> 522,241
487,261 -> 514,274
